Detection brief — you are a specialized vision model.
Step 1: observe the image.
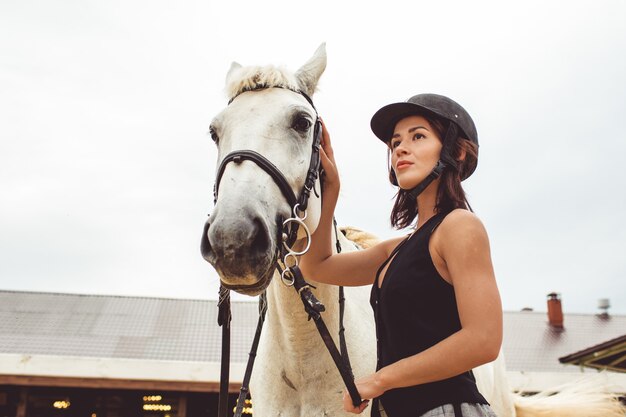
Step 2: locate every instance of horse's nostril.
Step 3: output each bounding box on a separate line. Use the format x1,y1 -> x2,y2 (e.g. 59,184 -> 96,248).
201,209 -> 274,269
250,217 -> 271,256
200,218 -> 213,259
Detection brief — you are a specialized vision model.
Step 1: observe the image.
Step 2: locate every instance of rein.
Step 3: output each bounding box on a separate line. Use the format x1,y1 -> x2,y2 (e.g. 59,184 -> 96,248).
211,86 -> 362,417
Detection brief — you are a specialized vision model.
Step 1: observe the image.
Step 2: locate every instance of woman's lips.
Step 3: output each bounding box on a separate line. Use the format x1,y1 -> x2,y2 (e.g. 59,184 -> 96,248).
396,161 -> 413,170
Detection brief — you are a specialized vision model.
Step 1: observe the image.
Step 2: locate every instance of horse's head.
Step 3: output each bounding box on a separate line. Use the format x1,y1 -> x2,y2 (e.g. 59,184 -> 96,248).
201,45 -> 327,296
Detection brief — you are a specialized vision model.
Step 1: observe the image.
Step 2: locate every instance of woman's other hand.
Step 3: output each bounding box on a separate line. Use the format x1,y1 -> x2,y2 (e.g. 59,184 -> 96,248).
343,393 -> 369,414
343,372 -> 387,413
319,119 -> 340,195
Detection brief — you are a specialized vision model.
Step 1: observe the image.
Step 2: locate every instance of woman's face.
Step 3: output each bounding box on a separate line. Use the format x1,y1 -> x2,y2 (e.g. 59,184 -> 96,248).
390,115 -> 443,189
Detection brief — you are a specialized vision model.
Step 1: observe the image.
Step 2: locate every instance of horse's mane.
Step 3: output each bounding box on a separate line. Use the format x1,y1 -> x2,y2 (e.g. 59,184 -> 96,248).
340,226 -> 381,250
226,65 -> 301,101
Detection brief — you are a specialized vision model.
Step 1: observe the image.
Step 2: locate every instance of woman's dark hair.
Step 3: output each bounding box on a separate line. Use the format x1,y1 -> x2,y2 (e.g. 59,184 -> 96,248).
389,113 -> 479,229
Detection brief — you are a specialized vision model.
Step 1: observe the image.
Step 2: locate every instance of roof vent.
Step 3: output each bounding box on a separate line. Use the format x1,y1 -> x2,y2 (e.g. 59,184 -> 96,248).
597,298 -> 610,318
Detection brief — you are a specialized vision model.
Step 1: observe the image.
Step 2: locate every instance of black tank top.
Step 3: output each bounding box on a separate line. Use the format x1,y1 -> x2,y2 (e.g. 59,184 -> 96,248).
370,210 -> 488,417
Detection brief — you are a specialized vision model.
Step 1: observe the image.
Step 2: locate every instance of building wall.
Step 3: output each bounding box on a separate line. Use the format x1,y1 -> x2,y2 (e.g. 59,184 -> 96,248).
0,385 -> 243,417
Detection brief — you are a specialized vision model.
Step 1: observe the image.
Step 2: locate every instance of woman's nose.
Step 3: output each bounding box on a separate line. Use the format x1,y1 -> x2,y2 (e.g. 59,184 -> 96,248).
394,140 -> 408,155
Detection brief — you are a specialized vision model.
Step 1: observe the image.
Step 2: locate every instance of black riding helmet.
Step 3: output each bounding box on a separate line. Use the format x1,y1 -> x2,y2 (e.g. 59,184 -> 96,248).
370,93 -> 478,199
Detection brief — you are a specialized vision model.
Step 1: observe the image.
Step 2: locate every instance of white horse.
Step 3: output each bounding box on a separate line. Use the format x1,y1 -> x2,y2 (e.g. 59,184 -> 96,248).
201,44 -> 624,417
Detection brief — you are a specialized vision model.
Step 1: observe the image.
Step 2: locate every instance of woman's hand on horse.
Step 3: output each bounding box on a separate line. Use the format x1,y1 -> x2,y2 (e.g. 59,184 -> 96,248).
319,118 -> 340,194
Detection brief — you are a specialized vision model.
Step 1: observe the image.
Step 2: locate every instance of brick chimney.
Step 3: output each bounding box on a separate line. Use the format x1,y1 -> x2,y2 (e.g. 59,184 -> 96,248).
547,292 -> 564,328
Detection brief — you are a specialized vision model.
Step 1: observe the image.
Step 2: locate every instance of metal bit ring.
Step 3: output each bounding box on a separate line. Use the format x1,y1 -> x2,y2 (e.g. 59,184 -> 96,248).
281,217 -> 311,256
292,203 -> 307,221
283,253 -> 298,269
281,269 -> 295,287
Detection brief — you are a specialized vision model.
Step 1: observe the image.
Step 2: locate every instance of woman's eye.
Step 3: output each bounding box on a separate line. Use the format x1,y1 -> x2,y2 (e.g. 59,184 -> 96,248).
413,133 -> 425,140
209,127 -> 219,144
293,117 -> 312,133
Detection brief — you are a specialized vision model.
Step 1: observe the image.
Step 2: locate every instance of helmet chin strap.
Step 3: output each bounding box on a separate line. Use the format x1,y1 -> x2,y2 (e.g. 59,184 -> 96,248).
405,160 -> 446,201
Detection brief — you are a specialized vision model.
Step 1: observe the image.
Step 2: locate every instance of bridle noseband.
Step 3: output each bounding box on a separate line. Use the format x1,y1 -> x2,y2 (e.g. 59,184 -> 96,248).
214,86 -> 322,209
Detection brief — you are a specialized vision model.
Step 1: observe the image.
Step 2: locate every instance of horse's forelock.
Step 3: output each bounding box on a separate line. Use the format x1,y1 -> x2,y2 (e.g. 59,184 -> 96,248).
225,65 -> 300,101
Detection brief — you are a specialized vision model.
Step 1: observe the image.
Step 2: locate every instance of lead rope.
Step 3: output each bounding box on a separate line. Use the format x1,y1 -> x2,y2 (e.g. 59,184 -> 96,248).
277,208 -> 362,408
217,290 -> 267,417
334,218 -> 353,379
277,262 -> 362,407
233,292 -> 267,417
217,285 -> 231,417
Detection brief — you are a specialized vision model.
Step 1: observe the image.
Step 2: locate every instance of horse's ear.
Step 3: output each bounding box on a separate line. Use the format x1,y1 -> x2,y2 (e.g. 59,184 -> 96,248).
225,62 -> 242,87
295,43 -> 327,96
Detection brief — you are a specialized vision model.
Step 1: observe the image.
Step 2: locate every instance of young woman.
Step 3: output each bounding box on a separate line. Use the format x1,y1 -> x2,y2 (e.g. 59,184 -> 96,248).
299,94 -> 502,417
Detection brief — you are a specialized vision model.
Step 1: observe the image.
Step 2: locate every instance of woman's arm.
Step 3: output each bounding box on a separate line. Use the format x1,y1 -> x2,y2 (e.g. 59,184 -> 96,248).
344,210 -> 502,412
299,121 -> 399,287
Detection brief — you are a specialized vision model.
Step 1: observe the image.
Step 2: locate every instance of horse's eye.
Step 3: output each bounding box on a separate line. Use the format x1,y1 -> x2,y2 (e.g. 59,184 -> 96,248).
209,127 -> 220,144
293,117 -> 312,133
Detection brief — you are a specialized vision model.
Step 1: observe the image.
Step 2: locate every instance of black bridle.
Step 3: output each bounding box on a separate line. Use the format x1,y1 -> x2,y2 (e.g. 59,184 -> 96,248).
215,87 -> 322,211
210,86 -> 362,417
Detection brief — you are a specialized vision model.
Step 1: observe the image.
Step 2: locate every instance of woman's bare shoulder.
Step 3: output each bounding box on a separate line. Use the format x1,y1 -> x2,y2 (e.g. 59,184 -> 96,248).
434,209 -> 490,251
382,234 -> 410,252
440,209 -> 486,232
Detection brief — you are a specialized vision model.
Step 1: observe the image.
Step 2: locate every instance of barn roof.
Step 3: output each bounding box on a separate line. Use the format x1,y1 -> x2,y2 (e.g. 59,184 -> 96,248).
0,290 -> 259,363
502,309 -> 626,372
1,290 -> 625,374
559,334 -> 626,373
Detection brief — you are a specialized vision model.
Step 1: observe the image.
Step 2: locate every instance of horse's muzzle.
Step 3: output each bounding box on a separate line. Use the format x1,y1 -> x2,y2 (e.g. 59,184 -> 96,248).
200,208 -> 277,291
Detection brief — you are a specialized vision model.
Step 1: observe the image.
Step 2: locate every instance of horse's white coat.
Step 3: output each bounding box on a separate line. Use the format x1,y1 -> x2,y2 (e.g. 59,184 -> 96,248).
210,44 -> 378,416
205,44 -> 625,417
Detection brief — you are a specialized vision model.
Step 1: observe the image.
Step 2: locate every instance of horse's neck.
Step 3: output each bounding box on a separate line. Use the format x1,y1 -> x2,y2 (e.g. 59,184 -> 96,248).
264,237 -> 348,360
266,271 -> 340,336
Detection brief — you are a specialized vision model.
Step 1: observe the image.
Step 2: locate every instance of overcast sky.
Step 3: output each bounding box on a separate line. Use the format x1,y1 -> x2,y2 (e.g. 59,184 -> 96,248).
1,0 -> 625,315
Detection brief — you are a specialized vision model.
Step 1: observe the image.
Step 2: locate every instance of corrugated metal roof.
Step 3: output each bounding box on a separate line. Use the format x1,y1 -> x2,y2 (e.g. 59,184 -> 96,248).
1,290 -> 625,373
0,290 -> 258,363
503,310 -> 626,372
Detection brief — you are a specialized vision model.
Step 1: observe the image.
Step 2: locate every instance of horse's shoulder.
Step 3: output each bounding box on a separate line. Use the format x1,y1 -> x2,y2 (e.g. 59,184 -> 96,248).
339,226 -> 381,250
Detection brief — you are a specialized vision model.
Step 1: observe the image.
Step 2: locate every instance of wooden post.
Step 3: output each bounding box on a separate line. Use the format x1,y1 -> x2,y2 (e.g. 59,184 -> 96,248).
178,395 -> 187,417
15,387 -> 28,417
